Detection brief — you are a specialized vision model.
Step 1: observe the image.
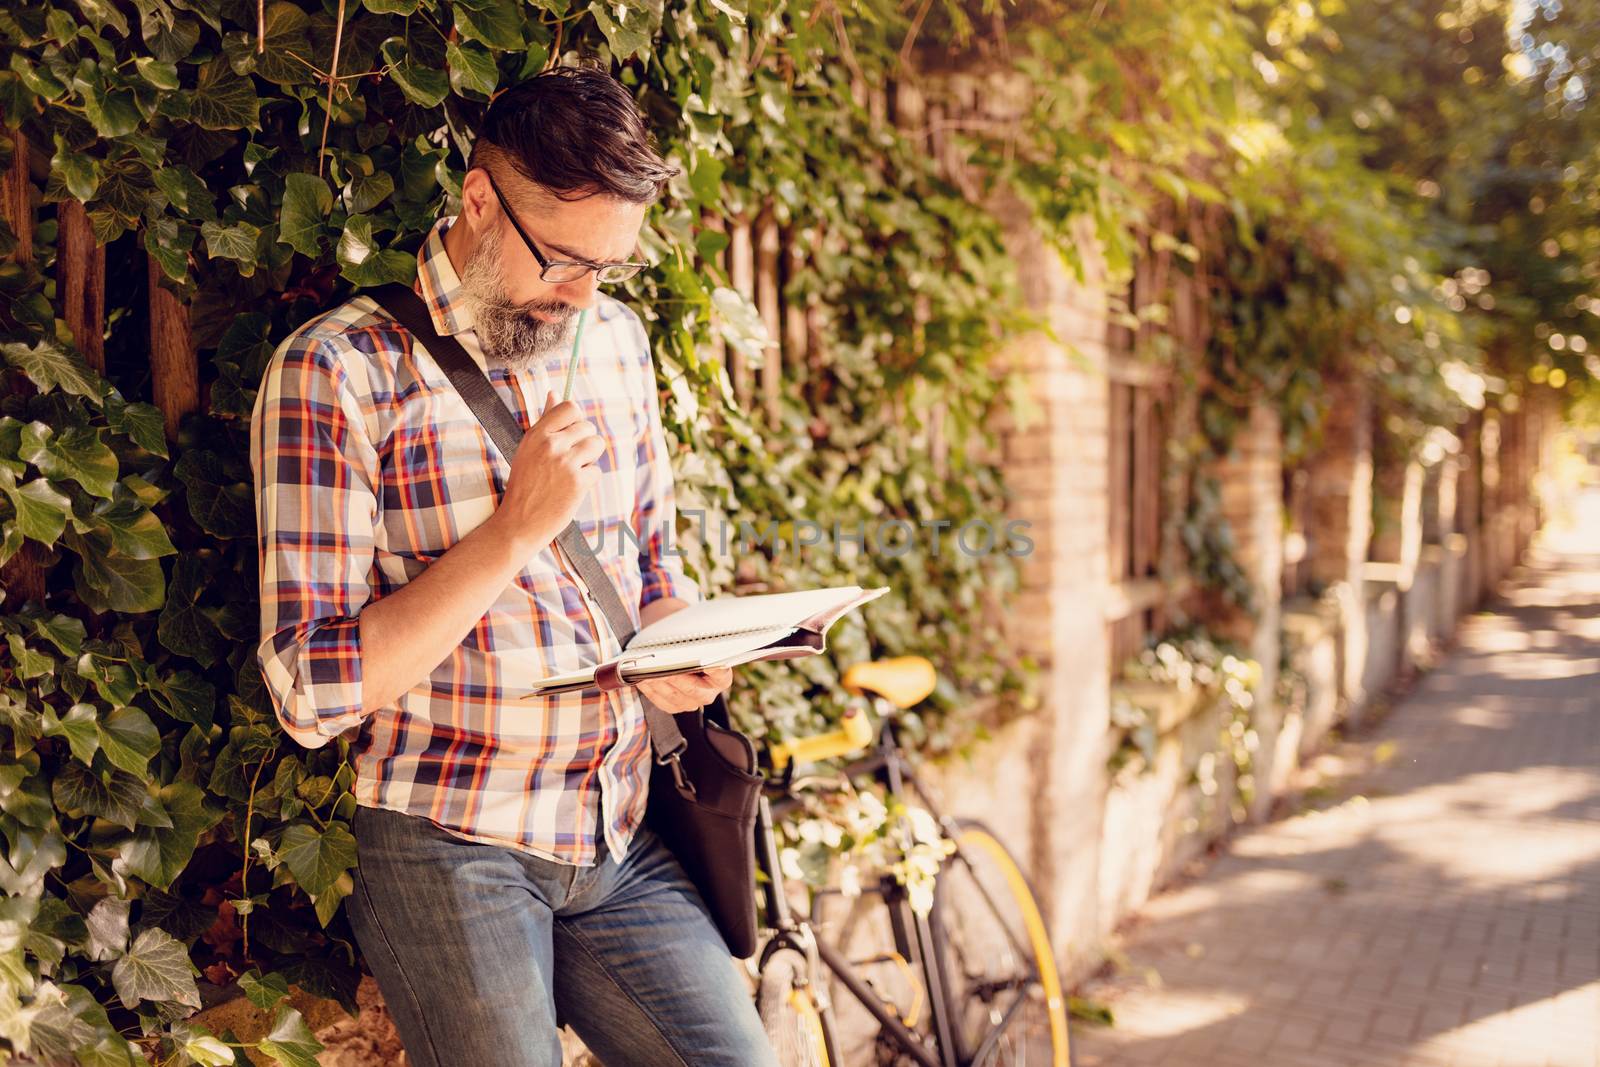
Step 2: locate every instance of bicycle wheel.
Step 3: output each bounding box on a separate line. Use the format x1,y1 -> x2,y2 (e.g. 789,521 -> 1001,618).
756,947 -> 834,1067
933,819 -> 1073,1067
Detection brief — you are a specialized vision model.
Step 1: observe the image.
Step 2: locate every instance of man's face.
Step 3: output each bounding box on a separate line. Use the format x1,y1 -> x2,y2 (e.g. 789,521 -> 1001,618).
458,171 -> 648,368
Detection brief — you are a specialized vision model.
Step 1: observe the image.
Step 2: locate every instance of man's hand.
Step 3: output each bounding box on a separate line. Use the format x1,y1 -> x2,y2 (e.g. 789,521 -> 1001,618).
487,391 -> 605,553
635,668 -> 733,713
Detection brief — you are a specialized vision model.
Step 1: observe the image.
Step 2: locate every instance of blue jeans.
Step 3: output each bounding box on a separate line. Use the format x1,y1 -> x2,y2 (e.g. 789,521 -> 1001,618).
344,803 -> 778,1067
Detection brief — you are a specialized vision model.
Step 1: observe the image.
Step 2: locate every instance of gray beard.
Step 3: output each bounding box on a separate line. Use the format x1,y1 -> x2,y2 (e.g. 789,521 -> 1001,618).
459,227 -> 579,370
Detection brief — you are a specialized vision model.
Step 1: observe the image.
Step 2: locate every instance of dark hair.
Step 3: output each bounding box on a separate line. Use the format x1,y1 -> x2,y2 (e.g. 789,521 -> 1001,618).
469,63 -> 679,204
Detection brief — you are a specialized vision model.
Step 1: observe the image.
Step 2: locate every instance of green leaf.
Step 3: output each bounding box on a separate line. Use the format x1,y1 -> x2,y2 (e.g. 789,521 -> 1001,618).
51,762 -> 146,830
119,782 -> 222,889
134,57 -> 180,90
157,557 -> 224,665
257,1006 -> 323,1067
83,84 -> 140,138
67,529 -> 166,613
0,825 -> 65,895
43,703 -> 100,765
201,221 -> 262,268
362,0 -> 417,12
336,215 -> 415,287
150,165 -> 215,224
239,969 -> 290,1012
93,496 -> 176,559
83,895 -> 129,962
252,3 -> 314,85
588,2 -> 661,61
182,1030 -> 235,1067
31,614 -> 86,657
378,38 -> 448,108
0,470 -> 71,544
103,396 -> 168,456
110,927 -> 199,1010
188,58 -> 260,130
1,340 -> 102,400
278,173 -> 332,258
48,139 -> 103,203
145,16 -> 200,63
277,822 -> 356,896
18,423 -> 119,498
345,172 -> 394,215
5,634 -> 53,679
147,670 -> 216,728
73,0 -> 129,35
172,451 -> 254,539
452,0 -> 522,51
446,40 -> 498,99
97,706 -> 161,775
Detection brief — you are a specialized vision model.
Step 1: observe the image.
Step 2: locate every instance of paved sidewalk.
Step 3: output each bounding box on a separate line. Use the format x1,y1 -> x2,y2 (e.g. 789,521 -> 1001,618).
1074,491 -> 1600,1067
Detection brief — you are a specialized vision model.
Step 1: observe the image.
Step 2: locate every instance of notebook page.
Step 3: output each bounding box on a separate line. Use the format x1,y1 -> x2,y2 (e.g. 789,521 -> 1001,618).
627,586 -> 874,649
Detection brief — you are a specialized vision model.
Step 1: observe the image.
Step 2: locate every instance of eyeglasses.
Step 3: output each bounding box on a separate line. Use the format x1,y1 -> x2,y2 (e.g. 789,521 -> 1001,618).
481,171 -> 648,285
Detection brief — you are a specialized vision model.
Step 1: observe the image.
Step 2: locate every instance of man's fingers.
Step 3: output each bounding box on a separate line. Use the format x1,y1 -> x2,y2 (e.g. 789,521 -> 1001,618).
535,397 -> 586,432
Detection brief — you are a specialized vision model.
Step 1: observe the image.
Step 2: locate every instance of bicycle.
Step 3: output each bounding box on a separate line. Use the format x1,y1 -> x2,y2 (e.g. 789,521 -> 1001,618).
749,656 -> 1074,1067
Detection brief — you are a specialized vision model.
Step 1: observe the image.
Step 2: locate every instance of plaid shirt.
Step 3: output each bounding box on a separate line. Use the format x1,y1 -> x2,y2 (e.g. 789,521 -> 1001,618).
251,217 -> 699,866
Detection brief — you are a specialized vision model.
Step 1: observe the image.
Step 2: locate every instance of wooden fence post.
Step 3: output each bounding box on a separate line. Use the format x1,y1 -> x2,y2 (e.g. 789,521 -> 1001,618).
147,254 -> 198,438
57,199 -> 106,372
2,128 -> 48,608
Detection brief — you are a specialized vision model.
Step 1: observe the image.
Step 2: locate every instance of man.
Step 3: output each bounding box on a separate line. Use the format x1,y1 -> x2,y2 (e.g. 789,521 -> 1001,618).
251,65 -> 778,1067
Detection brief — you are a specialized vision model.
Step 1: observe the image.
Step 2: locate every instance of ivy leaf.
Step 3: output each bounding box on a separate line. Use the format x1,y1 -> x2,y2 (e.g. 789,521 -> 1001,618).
31,614 -> 86,657
252,3 -> 314,85
344,172 -> 394,215
172,451 -> 254,538
336,214 -> 416,286
378,38 -> 448,108
0,470 -> 71,543
188,58 -> 260,131
239,969 -> 289,1012
145,16 -> 200,63
83,896 -> 130,962
362,0 -> 418,12
277,823 -> 356,896
257,1006 -> 323,1067
446,40 -> 498,99
73,0 -> 130,36
147,669 -> 216,728
103,395 -> 168,456
43,703 -> 100,765
201,221 -> 262,270
119,782 -> 222,889
181,1030 -> 235,1067
5,634 -> 53,679
157,557 -> 224,665
1,339 -> 102,400
0,825 -> 65,895
134,57 -> 180,90
18,422 -> 119,498
588,2 -> 662,61
93,496 -> 177,559
278,173 -> 332,258
51,762 -> 146,830
97,706 -> 161,776
452,0 -> 523,51
150,165 -> 216,224
67,529 -> 166,613
83,83 -> 140,139
110,927 -> 200,1010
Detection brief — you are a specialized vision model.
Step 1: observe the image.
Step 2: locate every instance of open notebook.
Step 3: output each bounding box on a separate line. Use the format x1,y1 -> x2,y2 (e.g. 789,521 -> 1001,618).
522,585 -> 889,697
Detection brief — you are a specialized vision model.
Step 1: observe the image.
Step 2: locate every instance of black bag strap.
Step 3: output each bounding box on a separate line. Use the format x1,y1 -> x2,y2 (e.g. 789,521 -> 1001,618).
365,283 -> 691,774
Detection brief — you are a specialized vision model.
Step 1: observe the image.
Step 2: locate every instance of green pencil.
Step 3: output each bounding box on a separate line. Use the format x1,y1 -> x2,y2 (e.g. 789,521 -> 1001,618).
562,309 -> 588,402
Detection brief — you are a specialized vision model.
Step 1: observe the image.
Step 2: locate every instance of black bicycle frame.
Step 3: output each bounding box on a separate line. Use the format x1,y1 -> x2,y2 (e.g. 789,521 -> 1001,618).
755,716 -> 1037,1067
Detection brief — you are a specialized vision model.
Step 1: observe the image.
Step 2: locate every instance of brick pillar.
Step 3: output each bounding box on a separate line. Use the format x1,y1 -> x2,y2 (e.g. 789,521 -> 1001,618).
1304,376 -> 1373,717
1204,405 -> 1285,816
988,202 -> 1113,971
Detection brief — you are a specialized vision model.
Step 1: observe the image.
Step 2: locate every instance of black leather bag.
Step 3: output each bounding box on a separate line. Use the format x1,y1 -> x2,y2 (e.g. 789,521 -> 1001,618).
367,284 -> 764,958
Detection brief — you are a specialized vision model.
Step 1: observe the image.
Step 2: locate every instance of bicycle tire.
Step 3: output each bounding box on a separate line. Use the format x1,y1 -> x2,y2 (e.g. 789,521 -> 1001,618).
934,819 -> 1074,1067
756,947 -> 834,1067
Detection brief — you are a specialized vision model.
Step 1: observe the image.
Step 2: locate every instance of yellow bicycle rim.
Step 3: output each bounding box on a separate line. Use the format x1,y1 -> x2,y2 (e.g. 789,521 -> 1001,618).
785,986 -> 830,1067
955,827 -> 1071,1067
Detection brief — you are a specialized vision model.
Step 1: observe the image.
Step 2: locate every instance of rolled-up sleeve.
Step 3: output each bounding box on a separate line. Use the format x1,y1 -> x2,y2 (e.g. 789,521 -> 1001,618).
250,334 -> 381,749
631,329 -> 700,612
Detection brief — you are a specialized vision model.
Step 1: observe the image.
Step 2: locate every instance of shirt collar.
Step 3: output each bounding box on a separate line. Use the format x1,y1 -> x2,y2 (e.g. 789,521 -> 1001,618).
415,216 -> 476,339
